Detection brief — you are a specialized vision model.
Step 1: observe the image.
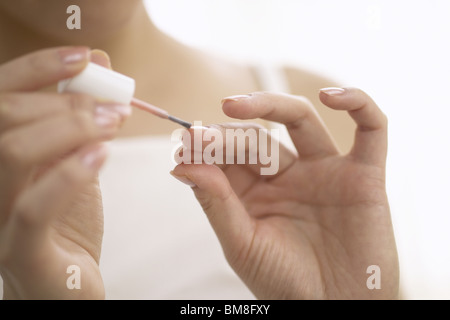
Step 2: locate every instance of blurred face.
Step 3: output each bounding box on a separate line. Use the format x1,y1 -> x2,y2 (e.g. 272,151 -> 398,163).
0,0 -> 143,44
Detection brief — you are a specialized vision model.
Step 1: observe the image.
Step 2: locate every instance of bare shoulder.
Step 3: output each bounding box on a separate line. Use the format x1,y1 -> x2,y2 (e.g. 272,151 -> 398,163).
283,66 -> 355,153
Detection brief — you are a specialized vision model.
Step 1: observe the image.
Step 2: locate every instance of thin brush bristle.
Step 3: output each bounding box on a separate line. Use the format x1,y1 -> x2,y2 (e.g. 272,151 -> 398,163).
168,115 -> 192,129
131,98 -> 191,129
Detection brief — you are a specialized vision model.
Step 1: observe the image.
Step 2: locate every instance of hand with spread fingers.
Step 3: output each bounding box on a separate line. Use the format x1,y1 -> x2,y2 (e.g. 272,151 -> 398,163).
172,89 -> 399,300
0,47 -> 130,299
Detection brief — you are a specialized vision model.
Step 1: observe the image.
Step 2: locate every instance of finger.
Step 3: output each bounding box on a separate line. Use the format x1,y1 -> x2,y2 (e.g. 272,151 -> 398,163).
0,93 -> 130,132
177,124 -> 296,177
90,49 -> 112,69
174,142 -> 263,198
319,87 -> 388,167
0,105 -> 119,222
11,144 -> 107,246
0,108 -> 119,214
0,47 -> 90,92
171,164 -> 255,265
222,92 -> 340,160
0,108 -> 120,173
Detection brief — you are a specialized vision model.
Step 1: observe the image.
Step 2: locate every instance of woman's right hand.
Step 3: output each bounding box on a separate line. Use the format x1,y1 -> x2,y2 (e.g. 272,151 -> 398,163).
0,47 -> 129,299
173,89 -> 398,299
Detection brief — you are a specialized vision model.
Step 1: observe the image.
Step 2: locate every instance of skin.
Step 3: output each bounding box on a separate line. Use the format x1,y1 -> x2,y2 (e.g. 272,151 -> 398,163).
0,1 -> 397,299
0,0 -> 353,148
0,48 -> 128,299
173,90 -> 399,299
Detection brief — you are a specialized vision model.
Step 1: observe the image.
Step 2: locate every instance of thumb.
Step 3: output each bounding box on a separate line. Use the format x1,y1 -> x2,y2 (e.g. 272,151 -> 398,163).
90,49 -> 112,69
171,164 -> 254,263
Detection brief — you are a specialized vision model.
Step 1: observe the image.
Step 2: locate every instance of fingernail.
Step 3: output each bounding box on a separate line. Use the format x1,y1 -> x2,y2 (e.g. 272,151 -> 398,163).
59,47 -> 90,65
320,87 -> 346,96
82,145 -> 108,170
96,103 -> 132,118
113,105 -> 132,117
95,112 -> 119,128
221,94 -> 252,104
170,171 -> 197,188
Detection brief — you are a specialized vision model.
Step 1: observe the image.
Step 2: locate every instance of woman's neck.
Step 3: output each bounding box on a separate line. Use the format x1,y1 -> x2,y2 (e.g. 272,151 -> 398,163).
0,3 -> 170,73
0,9 -> 53,63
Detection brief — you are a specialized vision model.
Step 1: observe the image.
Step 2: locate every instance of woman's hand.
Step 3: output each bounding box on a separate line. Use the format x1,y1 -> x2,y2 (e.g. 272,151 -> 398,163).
172,89 -> 399,299
0,47 -> 129,299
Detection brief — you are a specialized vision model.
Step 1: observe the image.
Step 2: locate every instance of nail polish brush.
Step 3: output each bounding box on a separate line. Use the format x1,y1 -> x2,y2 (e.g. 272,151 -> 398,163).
57,62 -> 192,129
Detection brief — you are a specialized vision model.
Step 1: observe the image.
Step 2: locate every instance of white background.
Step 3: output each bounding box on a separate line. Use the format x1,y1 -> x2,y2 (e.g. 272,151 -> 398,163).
145,0 -> 450,299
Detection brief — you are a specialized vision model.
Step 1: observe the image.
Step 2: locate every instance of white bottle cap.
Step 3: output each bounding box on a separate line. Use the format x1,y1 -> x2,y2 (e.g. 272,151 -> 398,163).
58,62 -> 136,105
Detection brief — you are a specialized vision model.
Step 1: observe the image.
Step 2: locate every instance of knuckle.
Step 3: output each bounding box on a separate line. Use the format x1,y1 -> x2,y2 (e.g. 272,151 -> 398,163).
197,193 -> 215,214
296,96 -> 316,115
13,200 -> 40,228
354,88 -> 388,128
284,95 -> 315,129
27,53 -> 42,72
27,54 -> 50,81
296,94 -> 314,107
193,188 -> 217,213
355,88 -> 374,105
67,93 -> 95,112
71,111 -> 95,136
355,87 -> 368,97
291,94 -> 313,109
